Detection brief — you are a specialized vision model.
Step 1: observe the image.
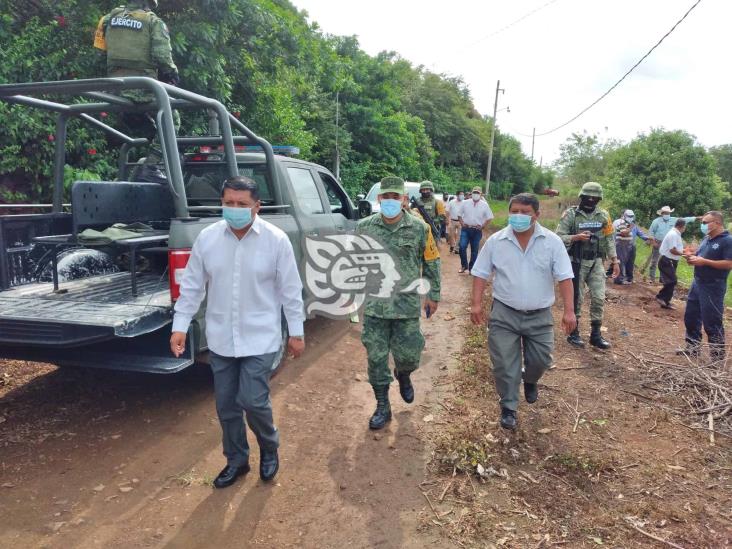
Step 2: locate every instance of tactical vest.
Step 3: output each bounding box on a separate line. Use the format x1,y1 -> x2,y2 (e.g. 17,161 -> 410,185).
105,7 -> 155,70
566,206 -> 612,262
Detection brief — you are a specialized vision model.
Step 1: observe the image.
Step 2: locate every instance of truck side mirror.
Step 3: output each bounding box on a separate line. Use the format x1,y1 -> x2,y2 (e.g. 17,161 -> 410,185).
358,199 -> 372,219
357,193 -> 365,200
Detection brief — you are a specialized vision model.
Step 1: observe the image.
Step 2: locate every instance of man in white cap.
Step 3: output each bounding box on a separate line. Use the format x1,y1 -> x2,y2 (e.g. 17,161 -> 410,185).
648,206 -> 701,283
611,209 -> 649,284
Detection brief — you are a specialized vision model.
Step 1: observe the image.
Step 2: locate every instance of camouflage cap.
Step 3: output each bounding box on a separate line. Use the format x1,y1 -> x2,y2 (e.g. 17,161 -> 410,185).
579,181 -> 603,199
419,180 -> 435,191
379,176 -> 405,195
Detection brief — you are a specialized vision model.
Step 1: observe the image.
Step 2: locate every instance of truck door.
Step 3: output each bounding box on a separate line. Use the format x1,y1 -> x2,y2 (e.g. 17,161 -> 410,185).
318,171 -> 358,232
284,165 -> 335,237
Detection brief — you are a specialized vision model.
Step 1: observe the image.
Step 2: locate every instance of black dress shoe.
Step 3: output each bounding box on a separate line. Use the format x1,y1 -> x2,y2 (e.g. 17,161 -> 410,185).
213,463 -> 250,489
260,449 -> 279,482
394,369 -> 414,403
500,408 -> 517,431
524,382 -> 538,404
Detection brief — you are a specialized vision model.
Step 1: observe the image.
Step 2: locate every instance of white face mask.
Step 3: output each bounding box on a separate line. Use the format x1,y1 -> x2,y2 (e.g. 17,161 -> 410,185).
472,193 -> 481,202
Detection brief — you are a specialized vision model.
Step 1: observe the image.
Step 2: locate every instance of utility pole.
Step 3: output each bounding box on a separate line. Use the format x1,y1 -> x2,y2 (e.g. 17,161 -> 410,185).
485,79 -> 504,196
531,127 -> 536,162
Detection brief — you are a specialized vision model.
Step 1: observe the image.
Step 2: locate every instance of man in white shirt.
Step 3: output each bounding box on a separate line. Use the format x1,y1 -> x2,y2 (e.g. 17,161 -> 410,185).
445,191 -> 464,254
656,218 -> 687,309
170,176 -> 305,488
458,186 -> 493,273
470,193 -> 576,430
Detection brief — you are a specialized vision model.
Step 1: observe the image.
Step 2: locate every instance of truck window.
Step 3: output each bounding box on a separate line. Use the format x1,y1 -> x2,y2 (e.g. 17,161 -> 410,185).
319,173 -> 349,215
183,163 -> 274,206
287,167 -> 325,215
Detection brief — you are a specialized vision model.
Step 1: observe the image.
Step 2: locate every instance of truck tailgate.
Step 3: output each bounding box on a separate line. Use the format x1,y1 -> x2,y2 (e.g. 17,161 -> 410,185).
0,272 -> 172,345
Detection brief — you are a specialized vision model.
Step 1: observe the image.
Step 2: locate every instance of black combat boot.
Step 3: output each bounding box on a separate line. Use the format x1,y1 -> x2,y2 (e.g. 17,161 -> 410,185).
394,369 -> 414,403
567,328 -> 585,347
590,322 -> 611,349
369,385 -> 392,430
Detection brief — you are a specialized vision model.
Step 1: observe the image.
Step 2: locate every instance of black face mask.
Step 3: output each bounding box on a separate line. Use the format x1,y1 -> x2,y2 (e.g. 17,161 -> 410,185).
420,191 -> 432,199
579,196 -> 599,212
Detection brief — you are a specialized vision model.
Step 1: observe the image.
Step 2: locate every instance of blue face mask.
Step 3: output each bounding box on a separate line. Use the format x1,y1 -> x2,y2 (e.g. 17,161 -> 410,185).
700,223 -> 709,236
662,214 -> 671,221
222,206 -> 253,229
380,198 -> 402,218
508,213 -> 532,233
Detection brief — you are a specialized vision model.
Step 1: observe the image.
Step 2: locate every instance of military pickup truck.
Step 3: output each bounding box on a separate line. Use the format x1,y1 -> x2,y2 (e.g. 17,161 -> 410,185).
0,78 -> 358,373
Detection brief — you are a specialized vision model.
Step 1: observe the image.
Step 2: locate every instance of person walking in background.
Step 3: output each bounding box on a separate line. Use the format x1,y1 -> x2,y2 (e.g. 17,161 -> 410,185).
170,177 -> 305,488
555,182 -> 619,349
648,206 -> 700,283
440,192 -> 449,243
445,191 -> 464,254
458,186 -> 493,274
612,209 -> 649,285
679,211 -> 732,361
656,218 -> 687,309
471,193 -> 576,430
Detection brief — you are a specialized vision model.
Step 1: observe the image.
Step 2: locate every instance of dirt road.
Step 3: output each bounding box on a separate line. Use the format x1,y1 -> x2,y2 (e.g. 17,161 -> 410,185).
3,245 -> 731,548
0,248 -> 469,548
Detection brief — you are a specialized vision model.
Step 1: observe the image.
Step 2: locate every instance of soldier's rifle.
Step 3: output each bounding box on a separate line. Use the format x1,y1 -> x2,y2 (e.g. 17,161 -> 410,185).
409,197 -> 441,241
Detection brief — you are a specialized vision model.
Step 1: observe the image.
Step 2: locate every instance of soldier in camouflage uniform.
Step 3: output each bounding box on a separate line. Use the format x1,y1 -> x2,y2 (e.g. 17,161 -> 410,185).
93,0 -> 179,140
415,181 -> 446,235
555,182 -> 620,349
357,176 -> 441,430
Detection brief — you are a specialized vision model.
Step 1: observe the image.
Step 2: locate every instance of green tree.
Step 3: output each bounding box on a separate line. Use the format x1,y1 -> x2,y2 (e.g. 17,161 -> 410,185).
604,129 -> 727,225
554,132 -> 619,185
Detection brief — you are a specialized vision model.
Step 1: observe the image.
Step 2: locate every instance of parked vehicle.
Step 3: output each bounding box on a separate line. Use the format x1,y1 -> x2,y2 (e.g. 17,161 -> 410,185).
0,77 -> 357,373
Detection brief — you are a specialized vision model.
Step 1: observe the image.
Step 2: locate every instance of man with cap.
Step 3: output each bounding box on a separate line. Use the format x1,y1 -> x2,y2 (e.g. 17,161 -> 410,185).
612,209 -> 649,285
556,182 -> 619,349
458,186 -> 493,273
415,181 -> 446,237
679,211 -> 732,361
357,176 -> 442,430
648,206 -> 700,283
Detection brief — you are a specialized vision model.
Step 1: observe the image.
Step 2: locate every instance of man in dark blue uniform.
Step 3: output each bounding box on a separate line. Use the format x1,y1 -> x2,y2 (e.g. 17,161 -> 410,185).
680,211 -> 732,361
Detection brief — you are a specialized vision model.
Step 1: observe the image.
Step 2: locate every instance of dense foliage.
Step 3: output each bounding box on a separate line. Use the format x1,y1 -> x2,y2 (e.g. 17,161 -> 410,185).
0,0 -> 551,203
604,129 -> 728,225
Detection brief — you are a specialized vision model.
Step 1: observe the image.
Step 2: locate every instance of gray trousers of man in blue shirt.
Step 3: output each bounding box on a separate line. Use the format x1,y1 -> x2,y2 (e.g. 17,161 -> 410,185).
488,300 -> 554,411
209,351 -> 279,467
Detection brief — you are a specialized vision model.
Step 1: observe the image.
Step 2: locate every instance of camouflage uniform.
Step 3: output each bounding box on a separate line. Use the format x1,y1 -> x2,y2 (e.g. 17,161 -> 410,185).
555,182 -> 616,348
415,180 -> 446,225
357,210 -> 441,386
93,0 -> 179,137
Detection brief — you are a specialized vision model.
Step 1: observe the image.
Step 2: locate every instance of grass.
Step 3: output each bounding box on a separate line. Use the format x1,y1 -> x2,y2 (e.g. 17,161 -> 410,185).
633,241 -> 732,306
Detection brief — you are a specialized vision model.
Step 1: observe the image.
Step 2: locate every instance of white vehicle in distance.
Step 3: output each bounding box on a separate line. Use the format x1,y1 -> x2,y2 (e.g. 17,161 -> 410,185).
357,181 -> 444,217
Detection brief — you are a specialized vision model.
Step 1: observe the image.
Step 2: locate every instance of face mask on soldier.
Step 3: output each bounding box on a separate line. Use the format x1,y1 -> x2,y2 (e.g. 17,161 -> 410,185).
420,191 -> 431,199
579,196 -> 599,212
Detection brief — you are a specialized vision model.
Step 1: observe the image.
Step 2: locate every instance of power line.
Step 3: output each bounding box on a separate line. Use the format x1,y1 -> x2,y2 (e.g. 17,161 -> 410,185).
454,0 -> 563,54
531,0 -> 703,138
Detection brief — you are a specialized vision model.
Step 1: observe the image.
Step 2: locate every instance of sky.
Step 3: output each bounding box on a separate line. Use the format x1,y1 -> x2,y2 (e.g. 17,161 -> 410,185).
291,0 -> 729,165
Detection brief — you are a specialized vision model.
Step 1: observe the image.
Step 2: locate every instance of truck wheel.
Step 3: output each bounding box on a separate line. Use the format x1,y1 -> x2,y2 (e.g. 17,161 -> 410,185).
270,312 -> 289,375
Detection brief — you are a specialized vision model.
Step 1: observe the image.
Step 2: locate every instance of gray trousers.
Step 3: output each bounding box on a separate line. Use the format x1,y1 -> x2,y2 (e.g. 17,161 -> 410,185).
649,247 -> 661,280
488,300 -> 554,411
210,351 -> 279,467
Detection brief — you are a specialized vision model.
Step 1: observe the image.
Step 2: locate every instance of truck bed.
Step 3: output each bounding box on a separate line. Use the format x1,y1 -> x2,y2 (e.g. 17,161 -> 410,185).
0,272 -> 172,346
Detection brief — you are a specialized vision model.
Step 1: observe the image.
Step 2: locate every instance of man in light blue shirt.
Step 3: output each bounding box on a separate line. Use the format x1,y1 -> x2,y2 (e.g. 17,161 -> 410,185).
471,193 -> 576,431
647,205 -> 700,282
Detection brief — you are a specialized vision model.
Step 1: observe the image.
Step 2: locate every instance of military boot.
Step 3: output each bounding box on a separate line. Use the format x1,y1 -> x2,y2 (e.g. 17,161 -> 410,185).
394,369 -> 414,403
590,322 -> 611,349
567,328 -> 585,347
369,385 -> 392,430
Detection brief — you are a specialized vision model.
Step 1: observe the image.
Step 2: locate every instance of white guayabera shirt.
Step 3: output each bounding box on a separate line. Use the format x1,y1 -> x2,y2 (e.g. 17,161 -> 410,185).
172,216 -> 305,357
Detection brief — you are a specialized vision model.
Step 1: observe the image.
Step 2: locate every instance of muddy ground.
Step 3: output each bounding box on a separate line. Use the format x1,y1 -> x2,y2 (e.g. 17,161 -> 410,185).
1,246 -> 730,548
